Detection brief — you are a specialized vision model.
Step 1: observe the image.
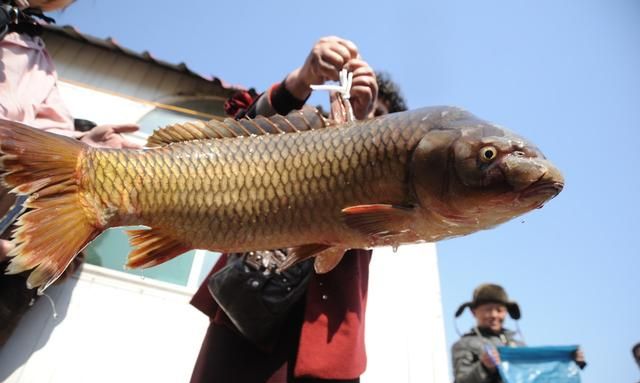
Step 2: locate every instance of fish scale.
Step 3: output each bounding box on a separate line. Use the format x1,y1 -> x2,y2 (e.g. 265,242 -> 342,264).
87,116 -> 408,252
0,106 -> 564,292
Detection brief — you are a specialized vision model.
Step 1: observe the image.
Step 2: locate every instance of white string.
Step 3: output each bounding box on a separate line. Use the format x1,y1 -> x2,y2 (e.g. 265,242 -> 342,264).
515,320 -> 526,344
454,316 -> 463,336
310,69 -> 353,99
40,292 -> 58,319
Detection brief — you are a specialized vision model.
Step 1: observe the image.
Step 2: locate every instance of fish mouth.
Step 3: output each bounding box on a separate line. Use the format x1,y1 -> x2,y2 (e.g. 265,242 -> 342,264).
520,181 -> 564,199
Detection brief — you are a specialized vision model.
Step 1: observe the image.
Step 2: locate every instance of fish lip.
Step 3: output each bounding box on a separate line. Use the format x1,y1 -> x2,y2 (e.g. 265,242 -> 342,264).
520,181 -> 564,199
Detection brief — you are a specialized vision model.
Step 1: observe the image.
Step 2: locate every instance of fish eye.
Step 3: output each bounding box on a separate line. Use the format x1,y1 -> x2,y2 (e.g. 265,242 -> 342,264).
479,146 -> 498,162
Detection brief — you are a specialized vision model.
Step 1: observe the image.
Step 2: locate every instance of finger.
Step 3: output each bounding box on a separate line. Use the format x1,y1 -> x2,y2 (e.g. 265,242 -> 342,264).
344,58 -> 371,72
351,78 -> 378,104
317,69 -> 340,82
317,58 -> 344,82
316,67 -> 341,82
351,73 -> 377,90
333,38 -> 359,59
349,62 -> 376,78
317,35 -> 339,44
350,89 -> 375,118
319,49 -> 347,71
350,96 -> 373,116
351,84 -> 374,100
320,36 -> 357,51
112,124 -> 140,134
323,42 -> 353,64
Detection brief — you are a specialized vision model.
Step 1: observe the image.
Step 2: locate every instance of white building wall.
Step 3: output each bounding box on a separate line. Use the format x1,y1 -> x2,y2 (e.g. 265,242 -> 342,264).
363,244 -> 450,383
57,80 -> 154,127
0,265 -> 208,383
0,248 -> 450,383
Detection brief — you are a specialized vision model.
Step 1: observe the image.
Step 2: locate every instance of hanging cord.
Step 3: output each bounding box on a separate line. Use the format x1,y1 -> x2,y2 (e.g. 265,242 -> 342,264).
29,291 -> 58,319
454,315 -> 463,337
466,321 -> 524,347
40,292 -> 58,319
310,69 -> 355,122
455,306 -> 526,345
514,319 -> 526,344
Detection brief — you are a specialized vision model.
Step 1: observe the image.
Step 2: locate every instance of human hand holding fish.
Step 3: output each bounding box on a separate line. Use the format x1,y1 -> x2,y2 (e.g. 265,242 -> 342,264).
285,36 -> 360,99
0,103 -> 564,294
345,59 -> 378,120
312,66 -> 377,123
78,123 -> 142,149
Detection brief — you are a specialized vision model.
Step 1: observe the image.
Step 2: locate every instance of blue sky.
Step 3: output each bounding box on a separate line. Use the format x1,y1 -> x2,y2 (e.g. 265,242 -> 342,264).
53,1 -> 639,381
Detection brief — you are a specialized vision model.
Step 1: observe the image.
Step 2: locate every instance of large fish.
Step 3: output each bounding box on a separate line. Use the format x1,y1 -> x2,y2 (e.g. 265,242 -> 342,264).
0,106 -> 563,293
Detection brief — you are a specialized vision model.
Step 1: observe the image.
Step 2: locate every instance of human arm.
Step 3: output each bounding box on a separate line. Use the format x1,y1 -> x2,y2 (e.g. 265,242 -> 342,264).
78,124 -> 142,149
33,79 -> 141,149
38,123 -> 142,149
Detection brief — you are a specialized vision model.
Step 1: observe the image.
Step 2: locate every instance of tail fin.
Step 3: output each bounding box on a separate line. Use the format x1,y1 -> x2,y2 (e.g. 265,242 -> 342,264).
0,119 -> 100,294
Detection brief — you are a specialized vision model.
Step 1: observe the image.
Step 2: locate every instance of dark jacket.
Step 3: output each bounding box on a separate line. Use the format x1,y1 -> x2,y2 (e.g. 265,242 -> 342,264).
451,327 -> 524,383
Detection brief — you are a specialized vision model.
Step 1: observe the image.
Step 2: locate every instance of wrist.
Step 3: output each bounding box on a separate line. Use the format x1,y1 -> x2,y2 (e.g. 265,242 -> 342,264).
269,77 -> 308,116
284,68 -> 312,101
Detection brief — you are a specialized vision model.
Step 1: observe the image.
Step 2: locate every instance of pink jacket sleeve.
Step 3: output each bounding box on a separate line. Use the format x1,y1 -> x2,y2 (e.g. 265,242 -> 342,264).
0,32 -> 76,136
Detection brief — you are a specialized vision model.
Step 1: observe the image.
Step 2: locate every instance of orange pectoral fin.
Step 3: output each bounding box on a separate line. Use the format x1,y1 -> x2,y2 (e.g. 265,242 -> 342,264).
125,229 -> 191,269
341,204 -> 417,238
313,247 -> 347,274
278,243 -> 330,271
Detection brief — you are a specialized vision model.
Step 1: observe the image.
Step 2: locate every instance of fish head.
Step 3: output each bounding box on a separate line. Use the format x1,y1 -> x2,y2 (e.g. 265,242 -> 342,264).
410,110 -> 564,233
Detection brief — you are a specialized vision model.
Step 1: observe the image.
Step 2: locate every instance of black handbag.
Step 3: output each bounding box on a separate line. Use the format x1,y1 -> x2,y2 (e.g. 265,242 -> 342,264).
208,250 -> 313,348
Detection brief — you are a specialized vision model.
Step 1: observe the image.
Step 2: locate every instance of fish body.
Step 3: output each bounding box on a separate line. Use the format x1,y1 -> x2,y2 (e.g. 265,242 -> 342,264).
0,106 -> 563,292
87,108 -> 434,250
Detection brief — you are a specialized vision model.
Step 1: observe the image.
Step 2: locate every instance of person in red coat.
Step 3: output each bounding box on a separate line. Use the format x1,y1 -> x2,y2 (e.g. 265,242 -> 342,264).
190,36 -> 406,383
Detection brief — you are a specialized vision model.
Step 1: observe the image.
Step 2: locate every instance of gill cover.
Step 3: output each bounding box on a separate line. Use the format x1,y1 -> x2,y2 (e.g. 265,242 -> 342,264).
409,129 -> 460,212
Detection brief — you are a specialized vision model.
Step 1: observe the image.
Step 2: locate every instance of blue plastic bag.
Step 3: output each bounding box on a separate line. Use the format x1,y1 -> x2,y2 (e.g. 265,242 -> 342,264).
497,345 -> 581,383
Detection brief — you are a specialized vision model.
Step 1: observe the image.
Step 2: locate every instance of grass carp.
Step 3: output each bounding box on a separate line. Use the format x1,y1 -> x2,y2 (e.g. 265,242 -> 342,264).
0,106 -> 563,293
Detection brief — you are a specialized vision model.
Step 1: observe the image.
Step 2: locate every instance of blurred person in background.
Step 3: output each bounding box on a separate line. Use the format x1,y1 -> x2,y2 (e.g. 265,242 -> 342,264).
452,283 -> 586,383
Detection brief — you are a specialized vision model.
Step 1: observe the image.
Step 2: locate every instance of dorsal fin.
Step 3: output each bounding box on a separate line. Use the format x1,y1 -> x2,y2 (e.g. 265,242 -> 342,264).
146,107 -> 335,147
